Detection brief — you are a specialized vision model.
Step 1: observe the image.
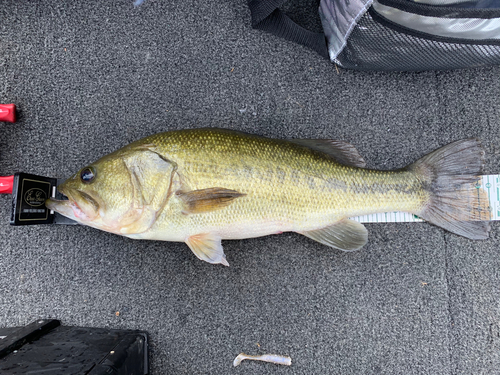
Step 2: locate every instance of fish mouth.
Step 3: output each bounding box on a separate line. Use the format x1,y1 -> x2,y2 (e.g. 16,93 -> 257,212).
45,187 -> 99,222
45,196 -> 80,221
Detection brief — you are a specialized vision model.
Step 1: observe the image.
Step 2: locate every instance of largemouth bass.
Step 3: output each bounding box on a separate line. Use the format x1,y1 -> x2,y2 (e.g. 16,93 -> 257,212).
46,128 -> 490,266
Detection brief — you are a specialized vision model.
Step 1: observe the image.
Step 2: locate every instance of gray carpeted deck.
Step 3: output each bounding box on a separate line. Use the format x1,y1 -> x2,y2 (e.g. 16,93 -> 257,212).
1,1 -> 500,374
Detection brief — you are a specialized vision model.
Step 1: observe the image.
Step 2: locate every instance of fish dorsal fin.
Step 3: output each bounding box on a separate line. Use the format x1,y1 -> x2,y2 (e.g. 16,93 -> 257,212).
289,139 -> 366,168
185,233 -> 229,266
300,219 -> 368,251
177,187 -> 245,214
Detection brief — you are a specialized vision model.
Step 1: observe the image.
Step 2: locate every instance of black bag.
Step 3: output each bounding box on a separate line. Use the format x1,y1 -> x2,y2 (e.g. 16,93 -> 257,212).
248,0 -> 500,71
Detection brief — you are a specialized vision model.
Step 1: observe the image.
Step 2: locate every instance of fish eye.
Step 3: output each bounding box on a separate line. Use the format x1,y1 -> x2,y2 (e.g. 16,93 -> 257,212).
80,167 -> 96,184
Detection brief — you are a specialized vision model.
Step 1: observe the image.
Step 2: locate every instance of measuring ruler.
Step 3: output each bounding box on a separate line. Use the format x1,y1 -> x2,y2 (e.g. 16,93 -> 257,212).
1,174 -> 499,225
351,175 -> 499,223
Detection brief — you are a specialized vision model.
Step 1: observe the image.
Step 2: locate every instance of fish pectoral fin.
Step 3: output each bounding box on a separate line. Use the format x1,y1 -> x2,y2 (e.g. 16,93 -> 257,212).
185,233 -> 229,266
300,219 -> 368,251
178,188 -> 246,214
289,139 -> 366,168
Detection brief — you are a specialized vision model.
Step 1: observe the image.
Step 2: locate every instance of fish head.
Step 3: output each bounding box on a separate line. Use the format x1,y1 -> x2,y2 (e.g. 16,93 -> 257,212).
46,147 -> 177,234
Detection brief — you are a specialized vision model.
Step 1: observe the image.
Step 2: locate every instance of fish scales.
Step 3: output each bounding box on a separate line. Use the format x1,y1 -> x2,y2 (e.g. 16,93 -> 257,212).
134,130 -> 427,237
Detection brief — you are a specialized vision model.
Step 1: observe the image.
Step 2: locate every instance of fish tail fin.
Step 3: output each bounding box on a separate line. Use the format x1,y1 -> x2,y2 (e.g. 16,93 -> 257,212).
410,138 -> 490,240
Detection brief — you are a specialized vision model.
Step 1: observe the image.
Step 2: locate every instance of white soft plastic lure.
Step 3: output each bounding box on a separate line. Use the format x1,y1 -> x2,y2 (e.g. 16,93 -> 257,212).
233,353 -> 292,367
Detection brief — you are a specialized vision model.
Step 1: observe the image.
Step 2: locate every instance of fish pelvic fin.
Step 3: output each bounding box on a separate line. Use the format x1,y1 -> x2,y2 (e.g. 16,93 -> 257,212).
410,138 -> 490,240
185,233 -> 229,266
178,187 -> 245,214
299,218 -> 368,251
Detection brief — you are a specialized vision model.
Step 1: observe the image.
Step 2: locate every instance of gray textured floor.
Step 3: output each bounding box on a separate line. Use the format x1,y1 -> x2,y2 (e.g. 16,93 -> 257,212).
1,1 -> 500,374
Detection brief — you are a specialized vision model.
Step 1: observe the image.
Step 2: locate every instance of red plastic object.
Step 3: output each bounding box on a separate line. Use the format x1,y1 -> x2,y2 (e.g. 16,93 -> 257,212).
0,175 -> 14,194
0,104 -> 16,123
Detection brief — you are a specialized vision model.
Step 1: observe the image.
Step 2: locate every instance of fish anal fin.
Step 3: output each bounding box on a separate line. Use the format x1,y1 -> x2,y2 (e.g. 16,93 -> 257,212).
185,233 -> 229,266
289,139 -> 366,168
178,187 -> 245,214
300,219 -> 368,251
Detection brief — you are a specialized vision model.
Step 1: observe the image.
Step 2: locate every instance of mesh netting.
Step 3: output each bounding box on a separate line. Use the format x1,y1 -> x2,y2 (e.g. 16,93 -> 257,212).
336,9 -> 500,71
